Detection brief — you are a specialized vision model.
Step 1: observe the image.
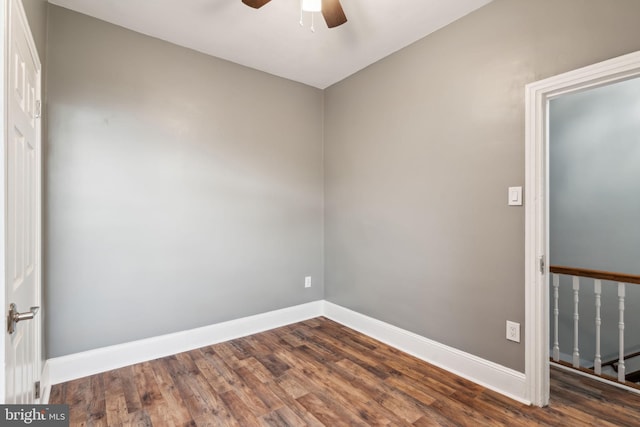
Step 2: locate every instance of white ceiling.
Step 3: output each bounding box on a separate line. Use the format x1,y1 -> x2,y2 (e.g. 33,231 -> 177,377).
47,0 -> 492,89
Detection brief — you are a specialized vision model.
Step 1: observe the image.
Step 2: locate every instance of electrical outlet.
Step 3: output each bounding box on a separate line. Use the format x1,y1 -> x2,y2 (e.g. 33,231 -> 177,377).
506,321 -> 520,343
305,276 -> 312,288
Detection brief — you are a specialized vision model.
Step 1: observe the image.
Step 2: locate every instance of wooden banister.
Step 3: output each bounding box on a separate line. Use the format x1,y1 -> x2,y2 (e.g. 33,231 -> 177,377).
550,265 -> 640,285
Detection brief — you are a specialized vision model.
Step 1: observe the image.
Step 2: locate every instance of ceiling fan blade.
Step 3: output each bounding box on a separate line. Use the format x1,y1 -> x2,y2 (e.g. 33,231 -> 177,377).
242,0 -> 272,9
322,0 -> 347,28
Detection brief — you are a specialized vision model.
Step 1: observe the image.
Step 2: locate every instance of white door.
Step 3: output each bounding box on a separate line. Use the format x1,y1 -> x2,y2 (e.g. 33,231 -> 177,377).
4,0 -> 42,404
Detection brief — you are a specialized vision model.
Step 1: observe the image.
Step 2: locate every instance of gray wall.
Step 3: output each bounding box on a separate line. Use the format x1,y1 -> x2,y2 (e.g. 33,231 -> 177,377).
324,0 -> 640,372
45,6 -> 324,358
550,77 -> 640,362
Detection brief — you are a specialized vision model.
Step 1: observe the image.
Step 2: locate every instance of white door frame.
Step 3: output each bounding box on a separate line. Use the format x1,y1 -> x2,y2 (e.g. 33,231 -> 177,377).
0,0 -> 8,404
524,50 -> 640,407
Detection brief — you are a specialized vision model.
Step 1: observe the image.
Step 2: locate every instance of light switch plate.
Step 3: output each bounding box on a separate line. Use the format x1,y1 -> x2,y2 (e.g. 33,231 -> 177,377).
508,186 -> 522,206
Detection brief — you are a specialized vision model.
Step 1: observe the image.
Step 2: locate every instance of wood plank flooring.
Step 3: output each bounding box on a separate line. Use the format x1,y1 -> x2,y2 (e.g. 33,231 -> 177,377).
50,317 -> 640,426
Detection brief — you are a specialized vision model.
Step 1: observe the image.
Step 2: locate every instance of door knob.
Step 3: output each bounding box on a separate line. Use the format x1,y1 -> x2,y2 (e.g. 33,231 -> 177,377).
7,303 -> 39,334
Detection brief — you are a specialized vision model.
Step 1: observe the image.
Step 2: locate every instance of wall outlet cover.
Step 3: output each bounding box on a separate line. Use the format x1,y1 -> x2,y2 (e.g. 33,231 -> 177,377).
506,320 -> 520,343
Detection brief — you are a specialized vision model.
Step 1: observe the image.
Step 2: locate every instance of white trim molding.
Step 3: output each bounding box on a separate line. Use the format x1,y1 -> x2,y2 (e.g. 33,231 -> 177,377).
524,50 -> 640,407
43,301 -> 324,398
40,361 -> 51,404
45,300 -> 531,405
323,302 -> 529,404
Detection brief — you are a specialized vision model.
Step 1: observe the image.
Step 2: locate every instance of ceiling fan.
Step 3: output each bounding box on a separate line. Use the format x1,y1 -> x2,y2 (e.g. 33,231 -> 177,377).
242,0 -> 348,29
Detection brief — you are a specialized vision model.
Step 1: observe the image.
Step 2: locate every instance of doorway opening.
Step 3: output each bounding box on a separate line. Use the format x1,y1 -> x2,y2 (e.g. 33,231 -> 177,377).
548,76 -> 640,390
524,50 -> 640,407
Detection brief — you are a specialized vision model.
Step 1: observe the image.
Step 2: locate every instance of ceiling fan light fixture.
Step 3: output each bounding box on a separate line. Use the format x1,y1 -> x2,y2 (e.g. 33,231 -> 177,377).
301,0 -> 321,13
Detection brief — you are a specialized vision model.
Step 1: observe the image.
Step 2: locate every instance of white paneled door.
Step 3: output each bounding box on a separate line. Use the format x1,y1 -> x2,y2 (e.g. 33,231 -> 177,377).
4,0 -> 42,404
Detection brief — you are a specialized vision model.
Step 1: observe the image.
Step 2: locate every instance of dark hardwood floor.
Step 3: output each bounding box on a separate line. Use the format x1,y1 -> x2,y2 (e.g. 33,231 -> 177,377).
50,317 -> 640,426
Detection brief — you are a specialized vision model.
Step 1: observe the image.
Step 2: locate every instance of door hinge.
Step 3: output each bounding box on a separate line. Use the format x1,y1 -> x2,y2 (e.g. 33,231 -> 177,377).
539,255 -> 545,274
35,100 -> 41,119
35,381 -> 41,399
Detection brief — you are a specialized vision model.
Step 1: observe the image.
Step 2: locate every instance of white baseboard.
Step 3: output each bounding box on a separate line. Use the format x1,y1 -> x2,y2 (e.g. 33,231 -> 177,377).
45,299 -> 528,405
322,301 -> 530,405
46,301 -> 323,387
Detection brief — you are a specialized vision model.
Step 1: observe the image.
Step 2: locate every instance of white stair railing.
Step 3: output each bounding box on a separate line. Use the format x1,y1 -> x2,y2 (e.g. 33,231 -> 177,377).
550,265 -> 640,387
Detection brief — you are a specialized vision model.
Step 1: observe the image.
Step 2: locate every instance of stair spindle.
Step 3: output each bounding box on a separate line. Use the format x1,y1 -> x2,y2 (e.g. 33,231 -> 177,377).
594,280 -> 602,375
552,274 -> 560,362
618,283 -> 625,382
572,276 -> 580,368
